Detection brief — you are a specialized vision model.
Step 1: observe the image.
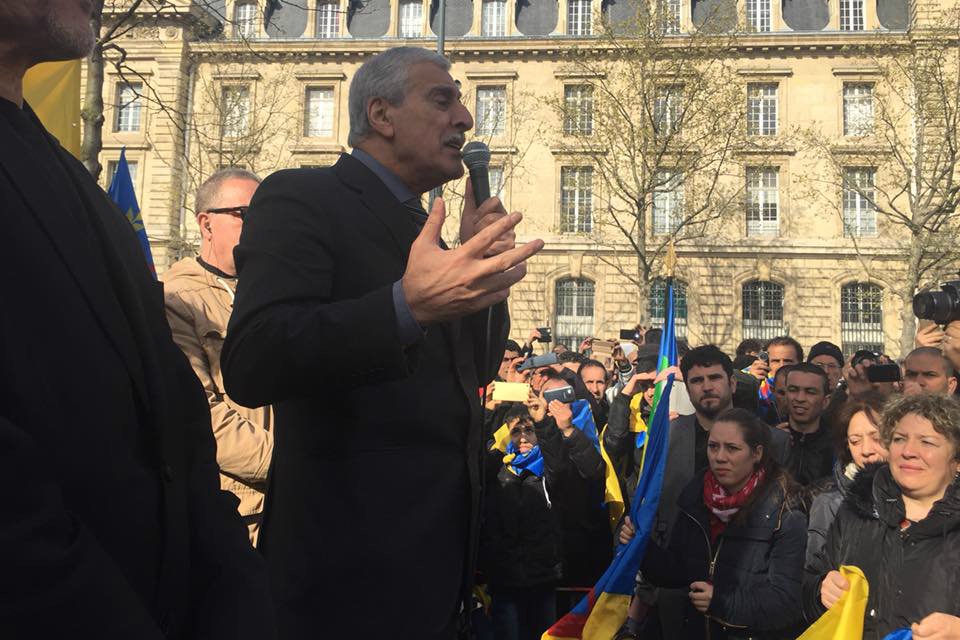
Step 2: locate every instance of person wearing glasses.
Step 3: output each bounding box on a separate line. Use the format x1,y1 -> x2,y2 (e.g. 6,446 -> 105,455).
161,168 -> 274,546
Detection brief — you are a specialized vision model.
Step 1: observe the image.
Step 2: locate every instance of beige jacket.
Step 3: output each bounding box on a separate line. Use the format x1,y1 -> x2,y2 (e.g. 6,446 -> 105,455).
161,256 -> 273,546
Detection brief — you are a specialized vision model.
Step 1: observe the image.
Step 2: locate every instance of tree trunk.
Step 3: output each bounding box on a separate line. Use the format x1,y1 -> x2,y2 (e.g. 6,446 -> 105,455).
81,6 -> 105,180
897,236 -> 925,357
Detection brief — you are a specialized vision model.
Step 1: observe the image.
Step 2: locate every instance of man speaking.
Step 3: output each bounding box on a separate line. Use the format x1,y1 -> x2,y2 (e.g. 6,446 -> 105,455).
222,47 -> 544,639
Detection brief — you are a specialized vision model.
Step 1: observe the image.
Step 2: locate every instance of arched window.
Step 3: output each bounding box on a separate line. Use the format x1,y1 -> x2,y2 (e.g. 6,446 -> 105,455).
555,278 -> 595,349
742,280 -> 783,341
316,0 -> 340,37
649,278 -> 688,338
234,1 -> 258,38
841,282 -> 883,355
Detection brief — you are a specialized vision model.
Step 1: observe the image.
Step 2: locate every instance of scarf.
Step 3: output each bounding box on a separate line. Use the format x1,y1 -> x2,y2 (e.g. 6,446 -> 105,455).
703,467 -> 766,542
503,443 -> 544,478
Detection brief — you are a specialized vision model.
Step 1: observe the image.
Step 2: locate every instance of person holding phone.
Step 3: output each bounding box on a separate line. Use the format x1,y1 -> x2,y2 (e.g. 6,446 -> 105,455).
533,372 -> 611,591
480,404 -> 566,640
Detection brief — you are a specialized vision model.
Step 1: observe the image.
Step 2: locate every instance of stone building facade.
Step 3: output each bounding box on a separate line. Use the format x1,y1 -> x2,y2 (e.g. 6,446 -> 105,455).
94,0 -> 948,357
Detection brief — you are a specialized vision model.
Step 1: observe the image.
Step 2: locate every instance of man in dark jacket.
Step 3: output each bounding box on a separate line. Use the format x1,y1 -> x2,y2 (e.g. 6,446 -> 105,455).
221,47 -> 542,639
784,364 -> 834,487
0,3 -> 274,638
537,373 -> 611,590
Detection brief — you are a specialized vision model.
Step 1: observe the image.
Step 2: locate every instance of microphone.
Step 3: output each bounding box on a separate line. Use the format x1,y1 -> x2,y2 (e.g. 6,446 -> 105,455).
461,141 -> 491,206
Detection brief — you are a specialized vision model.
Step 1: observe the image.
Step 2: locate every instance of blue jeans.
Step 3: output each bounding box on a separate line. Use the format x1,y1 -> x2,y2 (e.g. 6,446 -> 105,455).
490,584 -> 557,640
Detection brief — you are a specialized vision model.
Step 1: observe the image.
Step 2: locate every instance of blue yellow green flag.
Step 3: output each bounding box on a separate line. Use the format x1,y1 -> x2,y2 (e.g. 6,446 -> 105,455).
107,148 -> 155,276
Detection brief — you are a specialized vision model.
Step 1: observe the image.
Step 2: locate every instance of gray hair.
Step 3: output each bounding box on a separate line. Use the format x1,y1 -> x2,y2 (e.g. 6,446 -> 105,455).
347,47 -> 451,147
195,167 -> 261,214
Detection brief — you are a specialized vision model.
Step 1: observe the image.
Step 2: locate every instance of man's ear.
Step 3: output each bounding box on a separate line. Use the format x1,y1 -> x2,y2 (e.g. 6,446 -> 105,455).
729,374 -> 738,394
196,212 -> 211,237
367,97 -> 395,139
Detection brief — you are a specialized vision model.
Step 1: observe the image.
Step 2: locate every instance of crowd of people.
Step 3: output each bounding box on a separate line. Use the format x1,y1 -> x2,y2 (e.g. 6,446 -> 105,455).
6,8 -> 960,637
478,327 -> 960,640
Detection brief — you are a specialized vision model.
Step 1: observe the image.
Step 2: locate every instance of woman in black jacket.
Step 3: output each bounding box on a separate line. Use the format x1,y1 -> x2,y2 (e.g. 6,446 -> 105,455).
804,393 -> 960,639
480,403 -> 565,640
806,391 -> 888,565
622,408 -> 807,639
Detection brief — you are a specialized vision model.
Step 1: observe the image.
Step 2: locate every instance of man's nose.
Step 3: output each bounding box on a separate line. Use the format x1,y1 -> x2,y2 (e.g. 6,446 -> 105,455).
455,102 -> 474,131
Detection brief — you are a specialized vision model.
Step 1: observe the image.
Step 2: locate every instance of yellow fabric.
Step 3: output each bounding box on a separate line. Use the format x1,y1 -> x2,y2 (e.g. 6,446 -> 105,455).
582,592 -> 632,640
598,425 -> 625,530
798,566 -> 869,640
491,423 -> 511,453
22,60 -> 82,158
629,394 -> 648,434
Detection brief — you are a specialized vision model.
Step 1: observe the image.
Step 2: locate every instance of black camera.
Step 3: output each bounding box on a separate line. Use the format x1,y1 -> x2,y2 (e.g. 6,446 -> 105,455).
913,280 -> 960,325
535,327 -> 553,343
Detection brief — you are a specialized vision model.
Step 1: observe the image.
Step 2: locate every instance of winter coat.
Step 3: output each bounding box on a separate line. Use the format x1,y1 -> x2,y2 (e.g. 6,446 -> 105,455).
480,420 -> 566,589
805,461 -> 855,566
161,257 -> 273,545
786,424 -> 834,487
551,415 -> 612,587
603,391 -> 646,507
803,463 -> 960,638
642,472 -> 808,640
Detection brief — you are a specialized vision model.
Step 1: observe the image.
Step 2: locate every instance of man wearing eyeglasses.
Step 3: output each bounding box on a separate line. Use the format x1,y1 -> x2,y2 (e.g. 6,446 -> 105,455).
161,168 -> 274,546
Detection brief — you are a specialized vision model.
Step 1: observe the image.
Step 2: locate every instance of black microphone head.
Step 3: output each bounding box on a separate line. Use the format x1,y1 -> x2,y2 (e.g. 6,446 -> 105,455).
462,141 -> 491,171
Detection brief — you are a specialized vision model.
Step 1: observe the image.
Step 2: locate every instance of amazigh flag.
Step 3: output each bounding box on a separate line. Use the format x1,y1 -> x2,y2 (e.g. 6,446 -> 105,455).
23,60 -> 81,158
107,148 -> 155,276
542,282 -> 678,640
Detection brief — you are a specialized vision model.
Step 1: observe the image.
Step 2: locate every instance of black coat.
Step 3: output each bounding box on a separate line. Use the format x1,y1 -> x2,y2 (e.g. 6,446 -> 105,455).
642,472 -> 808,640
480,419 -> 568,589
804,463 -> 960,638
0,100 -> 272,638
222,154 -> 508,639
786,424 -> 835,487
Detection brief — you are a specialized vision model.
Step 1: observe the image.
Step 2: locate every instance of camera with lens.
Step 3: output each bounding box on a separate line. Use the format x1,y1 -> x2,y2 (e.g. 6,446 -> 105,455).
913,280 -> 960,325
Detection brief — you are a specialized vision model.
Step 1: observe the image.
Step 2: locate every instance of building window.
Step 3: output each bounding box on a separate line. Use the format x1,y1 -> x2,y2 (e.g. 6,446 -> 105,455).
652,169 -> 684,236
399,0 -> 423,37
234,1 -> 258,38
841,283 -> 883,355
746,167 -> 779,237
304,87 -> 334,138
840,0 -> 864,30
114,82 -> 143,133
560,166 -> 593,233
563,85 -> 594,136
843,83 -> 874,136
742,280 -> 784,341
490,165 -> 505,197
221,86 -> 251,138
654,84 -> 683,137
481,0 -> 507,36
476,86 -> 507,137
316,0 -> 340,37
105,159 -> 138,188
555,278 -> 595,349
660,0 -> 681,33
747,83 -> 777,136
843,167 -> 877,237
649,278 -> 688,338
746,0 -> 771,31
568,0 -> 592,35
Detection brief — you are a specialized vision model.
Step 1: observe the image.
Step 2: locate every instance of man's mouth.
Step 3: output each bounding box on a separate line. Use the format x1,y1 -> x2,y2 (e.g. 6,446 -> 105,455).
445,137 -> 465,151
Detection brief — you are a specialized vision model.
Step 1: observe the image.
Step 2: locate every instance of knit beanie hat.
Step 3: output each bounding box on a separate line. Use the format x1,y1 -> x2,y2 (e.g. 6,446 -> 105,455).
806,341 -> 844,367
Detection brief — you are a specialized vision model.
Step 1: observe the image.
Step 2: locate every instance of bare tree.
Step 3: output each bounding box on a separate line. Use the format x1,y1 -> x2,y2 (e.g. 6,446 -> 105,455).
547,2 -> 783,323
800,6 -> 960,354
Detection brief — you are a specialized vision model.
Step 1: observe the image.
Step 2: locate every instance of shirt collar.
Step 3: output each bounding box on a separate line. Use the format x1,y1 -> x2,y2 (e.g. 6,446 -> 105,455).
351,147 -> 416,203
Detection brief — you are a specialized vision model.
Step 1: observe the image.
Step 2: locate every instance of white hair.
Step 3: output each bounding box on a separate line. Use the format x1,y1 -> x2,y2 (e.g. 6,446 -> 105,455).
347,47 -> 451,147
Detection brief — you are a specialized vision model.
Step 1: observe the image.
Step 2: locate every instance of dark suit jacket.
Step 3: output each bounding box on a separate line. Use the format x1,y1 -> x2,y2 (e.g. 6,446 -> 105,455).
0,100 -> 273,639
222,153 -> 508,640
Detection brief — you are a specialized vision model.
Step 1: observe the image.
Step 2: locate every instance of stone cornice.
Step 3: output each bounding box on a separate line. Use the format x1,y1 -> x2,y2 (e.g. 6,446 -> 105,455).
185,30 -> 918,62
520,238 -> 909,259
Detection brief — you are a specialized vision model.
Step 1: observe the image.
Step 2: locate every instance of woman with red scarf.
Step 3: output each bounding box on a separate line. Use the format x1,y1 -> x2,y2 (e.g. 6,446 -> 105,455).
625,408 -> 807,639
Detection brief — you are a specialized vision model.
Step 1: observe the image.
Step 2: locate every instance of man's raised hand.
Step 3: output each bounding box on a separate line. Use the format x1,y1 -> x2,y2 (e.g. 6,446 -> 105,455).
459,179 -> 516,257
402,196 -> 544,326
